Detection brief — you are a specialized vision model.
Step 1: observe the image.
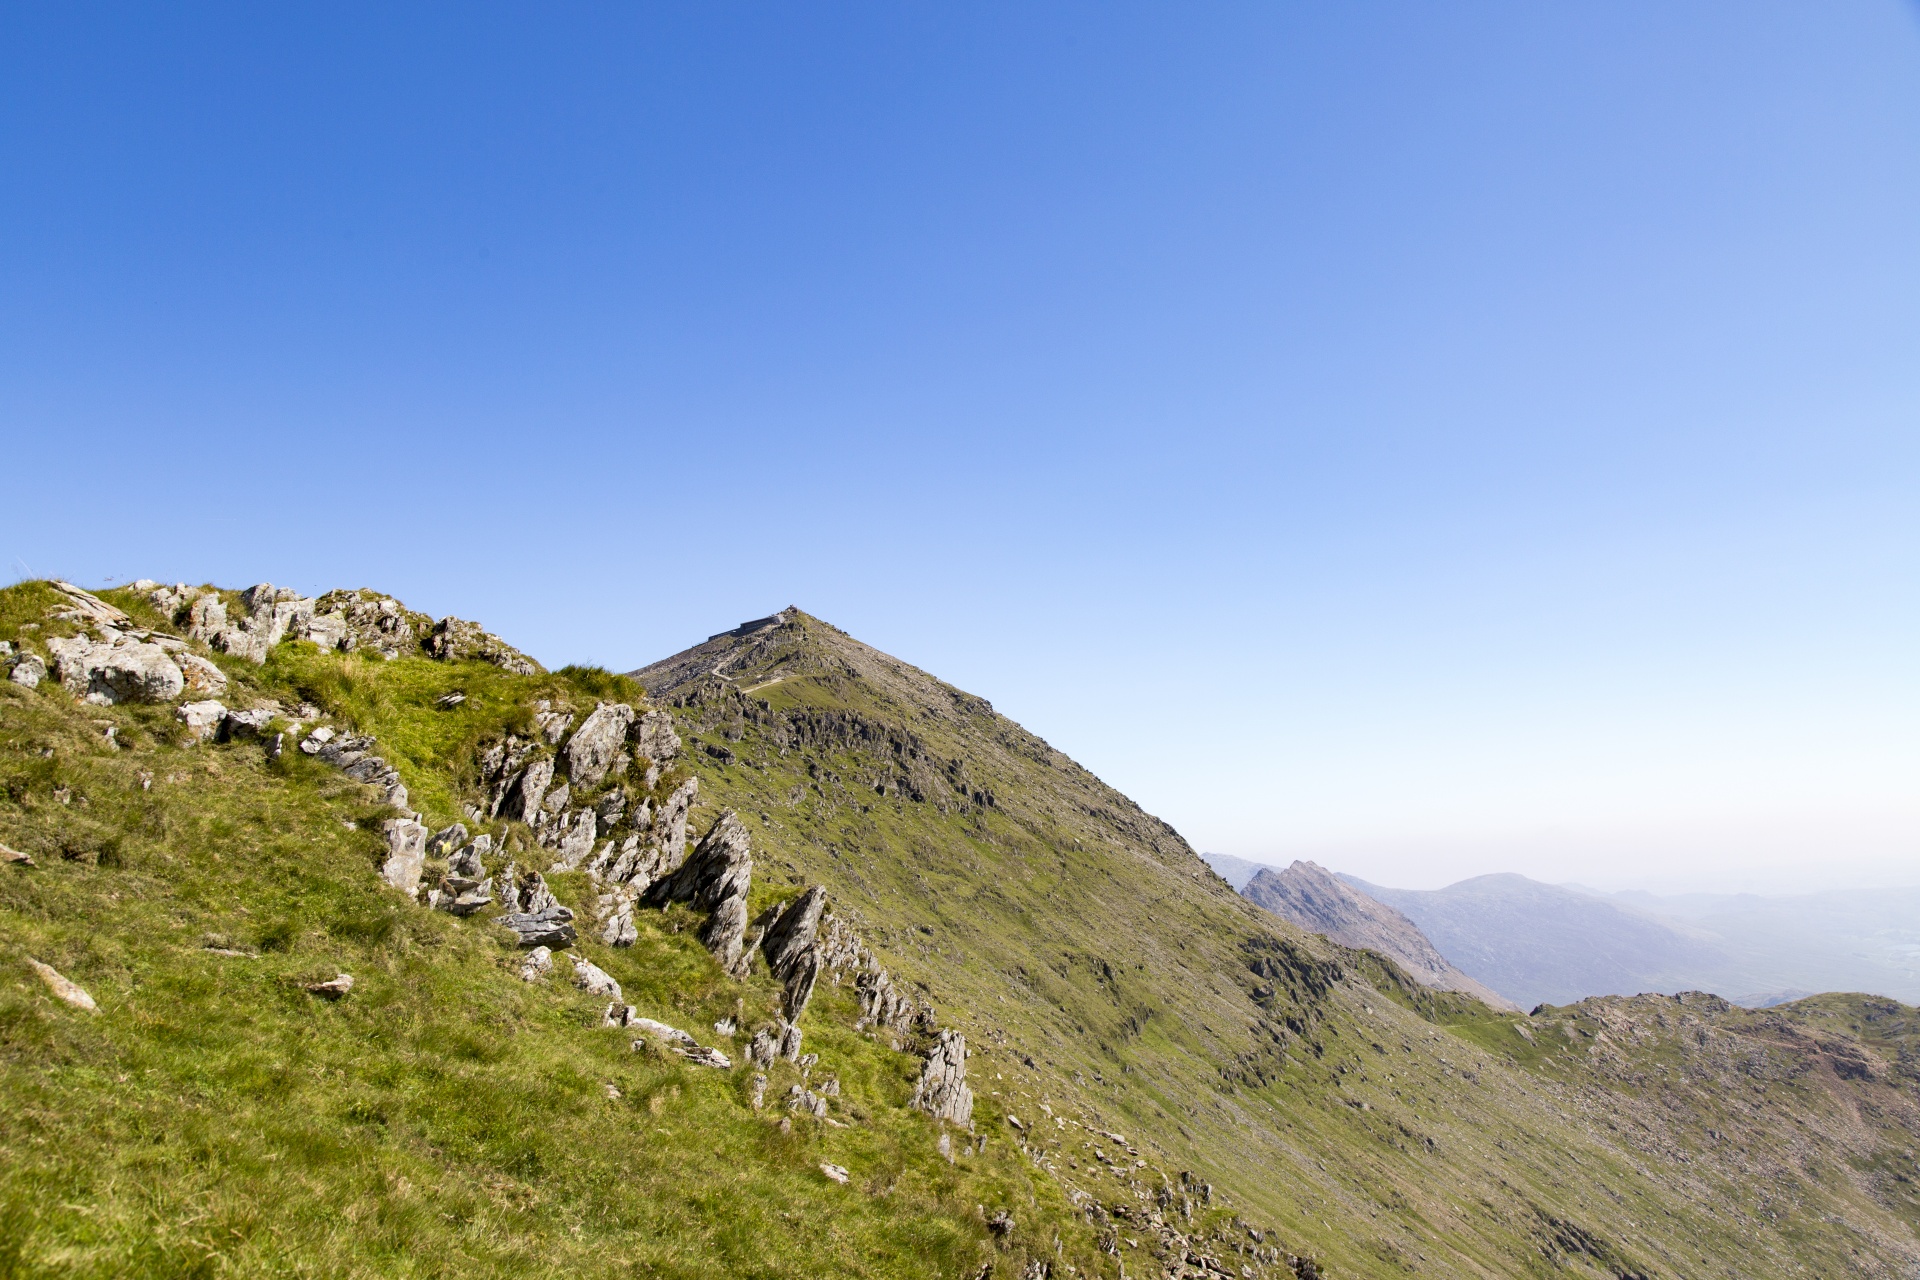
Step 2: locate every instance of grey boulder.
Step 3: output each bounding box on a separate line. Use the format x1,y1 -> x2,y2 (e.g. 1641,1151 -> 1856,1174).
565,702 -> 636,788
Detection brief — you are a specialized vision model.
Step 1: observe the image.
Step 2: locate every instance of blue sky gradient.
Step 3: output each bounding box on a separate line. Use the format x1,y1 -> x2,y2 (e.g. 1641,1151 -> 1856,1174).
4,2 -> 1917,890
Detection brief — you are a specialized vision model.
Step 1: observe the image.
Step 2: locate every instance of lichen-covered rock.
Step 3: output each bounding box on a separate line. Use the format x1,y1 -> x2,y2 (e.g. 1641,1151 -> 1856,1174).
909,1030 -> 973,1125
176,700 -> 229,740
634,710 -> 681,763
9,653 -> 46,688
379,818 -> 429,894
426,616 -> 542,675
570,954 -> 622,1001
565,702 -> 636,788
550,810 -> 598,869
760,886 -> 827,1019
496,757 -> 554,822
174,651 -> 227,696
27,957 -> 97,1011
46,635 -> 184,704
643,811 -> 753,977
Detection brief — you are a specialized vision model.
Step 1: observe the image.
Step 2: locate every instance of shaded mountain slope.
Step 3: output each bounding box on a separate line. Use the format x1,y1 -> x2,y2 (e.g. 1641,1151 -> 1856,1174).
1241,861 -> 1517,1010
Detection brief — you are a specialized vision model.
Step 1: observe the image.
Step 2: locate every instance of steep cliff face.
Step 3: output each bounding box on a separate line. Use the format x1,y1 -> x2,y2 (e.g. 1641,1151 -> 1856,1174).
3,586 -> 1919,1279
1242,861 -> 1518,1010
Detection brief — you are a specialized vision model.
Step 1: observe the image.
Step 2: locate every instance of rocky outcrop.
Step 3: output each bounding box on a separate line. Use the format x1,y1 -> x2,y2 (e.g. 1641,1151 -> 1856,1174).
426,616 -> 542,676
305,590 -> 431,661
908,1030 -> 973,1124
306,731 -> 411,811
564,702 -> 635,788
379,819 -> 429,894
428,834 -> 494,916
634,709 -> 681,764
9,652 -> 45,688
498,903 -> 576,948
584,777 -> 699,893
45,634 -> 185,705
176,700 -> 228,740
643,811 -> 753,977
759,886 -> 826,1019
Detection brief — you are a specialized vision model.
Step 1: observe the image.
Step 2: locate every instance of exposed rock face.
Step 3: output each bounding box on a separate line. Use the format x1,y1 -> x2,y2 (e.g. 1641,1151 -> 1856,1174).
643,811 -> 753,977
185,586 -> 313,664
497,756 -> 555,822
634,709 -> 681,764
760,886 -> 827,1019
431,834 -> 493,916
176,700 -> 229,740
305,590 -> 431,660
174,651 -> 227,696
9,653 -> 45,688
46,635 -> 184,704
585,777 -> 699,893
426,616 -> 542,675
570,955 -> 622,1001
1242,862 -> 1519,1010
499,905 -> 576,949
564,702 -> 635,788
380,818 -> 429,894
909,1030 -> 973,1124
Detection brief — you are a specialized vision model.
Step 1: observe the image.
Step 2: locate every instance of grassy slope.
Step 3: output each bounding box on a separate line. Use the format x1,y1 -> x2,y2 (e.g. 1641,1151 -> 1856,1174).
2,589 -> 1918,1278
0,586 -> 1098,1280
641,611 -> 1920,1279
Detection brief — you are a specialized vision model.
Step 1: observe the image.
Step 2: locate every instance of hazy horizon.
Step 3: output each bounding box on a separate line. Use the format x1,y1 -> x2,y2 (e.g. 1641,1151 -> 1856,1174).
5,3 -> 1916,898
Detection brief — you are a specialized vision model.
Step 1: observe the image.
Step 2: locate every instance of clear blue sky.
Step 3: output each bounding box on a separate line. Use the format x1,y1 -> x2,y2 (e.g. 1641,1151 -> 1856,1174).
4,3 -> 1917,892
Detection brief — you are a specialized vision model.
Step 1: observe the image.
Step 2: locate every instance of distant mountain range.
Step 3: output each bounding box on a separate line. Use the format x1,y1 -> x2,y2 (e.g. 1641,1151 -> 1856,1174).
1239,861 -> 1518,1009
1210,854 -> 1920,1010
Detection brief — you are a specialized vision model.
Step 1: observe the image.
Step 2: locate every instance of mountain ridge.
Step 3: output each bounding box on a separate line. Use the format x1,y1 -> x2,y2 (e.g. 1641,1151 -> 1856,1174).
2,585 -> 1919,1277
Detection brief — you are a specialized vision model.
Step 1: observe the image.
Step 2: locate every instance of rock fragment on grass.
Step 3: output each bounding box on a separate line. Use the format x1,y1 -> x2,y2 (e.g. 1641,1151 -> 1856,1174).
820,1163 -> 850,1185
26,958 -> 96,1011
305,973 -> 354,999
3,844 -> 34,866
176,700 -> 228,740
675,1045 -> 731,1069
9,653 -> 45,688
571,954 -> 622,1000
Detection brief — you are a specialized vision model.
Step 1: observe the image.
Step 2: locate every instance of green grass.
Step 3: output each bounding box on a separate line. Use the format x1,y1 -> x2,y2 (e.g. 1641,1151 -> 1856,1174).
0,586 -> 1099,1279
7,586 -> 1920,1279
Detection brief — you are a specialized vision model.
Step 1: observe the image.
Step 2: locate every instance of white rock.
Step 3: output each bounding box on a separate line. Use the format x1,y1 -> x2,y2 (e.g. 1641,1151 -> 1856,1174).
564,702 -> 637,788
570,954 -> 622,1001
9,654 -> 45,688
175,651 -> 227,696
176,700 -> 229,740
519,946 -> 553,982
630,1016 -> 696,1047
820,1163 -> 850,1184
379,818 -> 428,894
27,958 -> 96,1011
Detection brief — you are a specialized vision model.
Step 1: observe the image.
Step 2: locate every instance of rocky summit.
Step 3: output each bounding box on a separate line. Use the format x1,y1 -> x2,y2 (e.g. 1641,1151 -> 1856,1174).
3,582 -> 1919,1279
